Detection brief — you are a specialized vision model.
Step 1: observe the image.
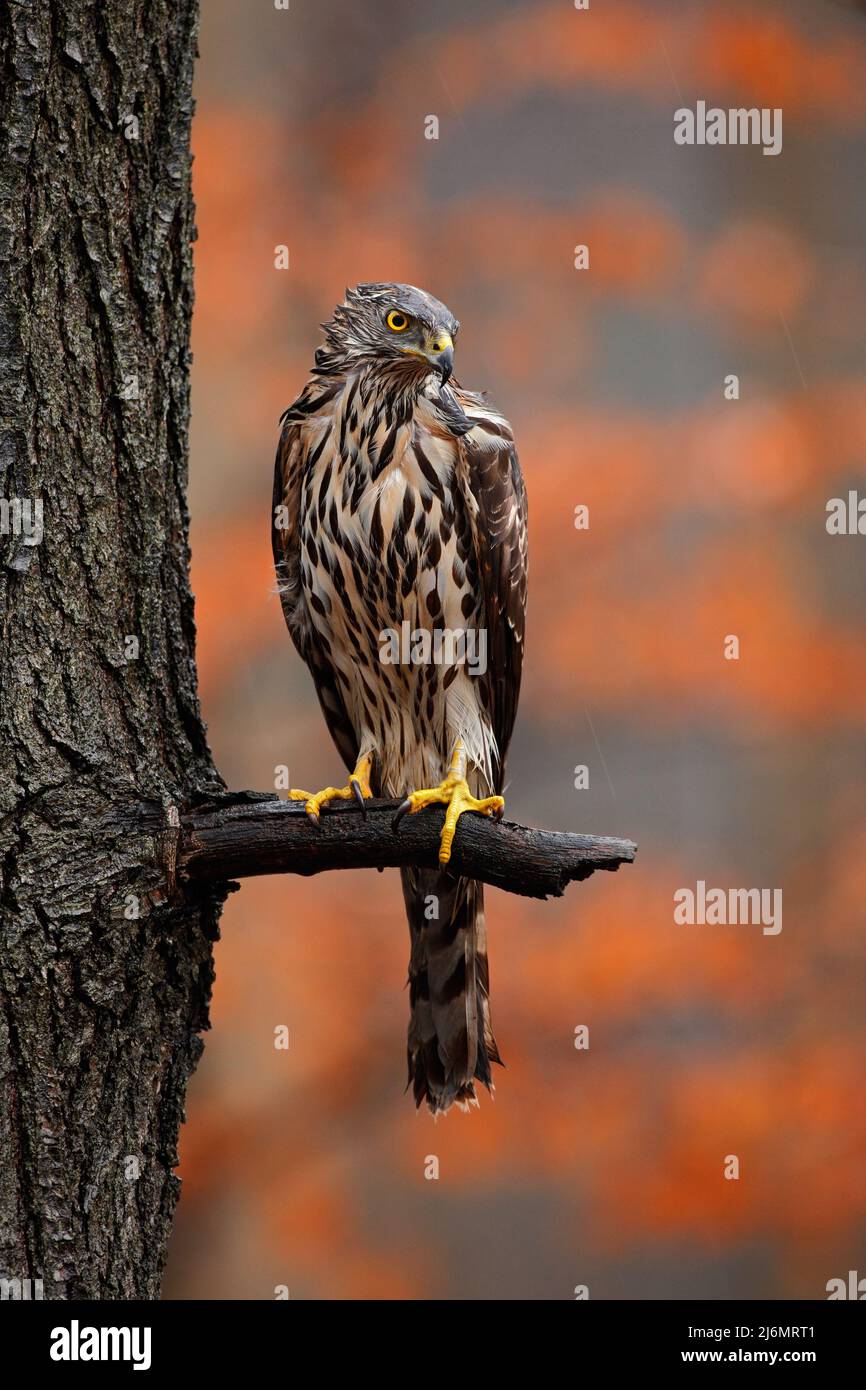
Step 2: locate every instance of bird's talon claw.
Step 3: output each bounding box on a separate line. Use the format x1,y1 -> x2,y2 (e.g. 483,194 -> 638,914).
289,755 -> 372,826
394,765 -> 506,865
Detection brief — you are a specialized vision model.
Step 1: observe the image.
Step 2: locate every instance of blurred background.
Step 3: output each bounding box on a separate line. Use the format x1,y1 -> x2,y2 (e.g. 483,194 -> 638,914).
164,0 -> 866,1299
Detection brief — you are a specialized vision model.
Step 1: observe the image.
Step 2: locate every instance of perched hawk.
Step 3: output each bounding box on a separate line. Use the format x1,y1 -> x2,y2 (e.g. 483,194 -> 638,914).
272,283 -> 527,1114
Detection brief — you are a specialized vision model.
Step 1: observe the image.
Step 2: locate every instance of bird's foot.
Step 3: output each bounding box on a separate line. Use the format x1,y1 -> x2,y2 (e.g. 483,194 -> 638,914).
392,757 -> 504,866
289,753 -> 373,826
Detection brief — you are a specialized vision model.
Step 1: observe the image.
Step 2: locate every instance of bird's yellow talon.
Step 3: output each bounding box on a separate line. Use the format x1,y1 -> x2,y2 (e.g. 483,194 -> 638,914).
288,754 -> 373,824
393,750 -> 504,866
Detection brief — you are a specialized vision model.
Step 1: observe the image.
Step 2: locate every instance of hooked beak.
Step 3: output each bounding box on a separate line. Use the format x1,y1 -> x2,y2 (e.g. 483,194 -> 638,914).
400,329 -> 455,383
434,343 -> 454,385
424,328 -> 454,384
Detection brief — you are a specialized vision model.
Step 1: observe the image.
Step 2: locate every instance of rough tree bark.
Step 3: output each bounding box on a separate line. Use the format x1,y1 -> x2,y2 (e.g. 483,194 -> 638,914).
174,794 -> 637,899
0,0 -> 225,1299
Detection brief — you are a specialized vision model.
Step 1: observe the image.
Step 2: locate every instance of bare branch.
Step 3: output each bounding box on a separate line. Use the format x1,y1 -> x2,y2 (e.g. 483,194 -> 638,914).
176,792 -> 637,901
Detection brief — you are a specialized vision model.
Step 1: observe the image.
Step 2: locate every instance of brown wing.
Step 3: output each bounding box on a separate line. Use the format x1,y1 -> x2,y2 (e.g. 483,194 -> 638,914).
459,412 -> 528,793
271,416 -> 359,775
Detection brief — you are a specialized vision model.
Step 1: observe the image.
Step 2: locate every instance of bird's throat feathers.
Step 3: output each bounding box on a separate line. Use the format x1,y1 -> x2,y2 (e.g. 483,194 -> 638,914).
283,365 -> 477,490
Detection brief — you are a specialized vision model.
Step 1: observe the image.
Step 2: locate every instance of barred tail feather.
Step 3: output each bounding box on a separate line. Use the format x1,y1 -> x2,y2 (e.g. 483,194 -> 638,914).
401,867 -> 502,1115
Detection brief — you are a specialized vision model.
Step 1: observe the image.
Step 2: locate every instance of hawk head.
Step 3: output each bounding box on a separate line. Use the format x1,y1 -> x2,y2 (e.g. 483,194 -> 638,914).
319,282 -> 459,384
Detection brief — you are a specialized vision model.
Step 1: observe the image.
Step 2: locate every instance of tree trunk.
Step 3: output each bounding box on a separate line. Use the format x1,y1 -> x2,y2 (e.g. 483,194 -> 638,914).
0,0 -> 224,1299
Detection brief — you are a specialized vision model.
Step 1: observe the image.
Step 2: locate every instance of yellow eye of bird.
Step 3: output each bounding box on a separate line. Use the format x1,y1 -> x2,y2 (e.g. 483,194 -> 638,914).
387,310 -> 409,332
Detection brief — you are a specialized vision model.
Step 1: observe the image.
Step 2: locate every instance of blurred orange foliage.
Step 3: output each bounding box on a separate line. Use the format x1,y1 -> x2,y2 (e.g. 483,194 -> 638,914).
167,0 -> 866,1300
